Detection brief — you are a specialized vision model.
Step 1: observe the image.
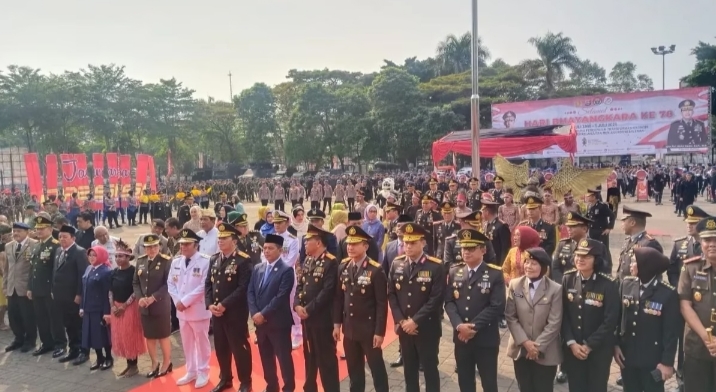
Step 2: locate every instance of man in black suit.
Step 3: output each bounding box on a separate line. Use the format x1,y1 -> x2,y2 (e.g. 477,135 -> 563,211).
247,234 -> 295,392
481,200 -> 511,266
75,211 -> 95,250
52,225 -> 90,362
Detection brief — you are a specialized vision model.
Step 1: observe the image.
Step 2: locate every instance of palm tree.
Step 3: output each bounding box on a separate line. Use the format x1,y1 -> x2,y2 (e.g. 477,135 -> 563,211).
435,32 -> 491,75
526,32 -> 581,97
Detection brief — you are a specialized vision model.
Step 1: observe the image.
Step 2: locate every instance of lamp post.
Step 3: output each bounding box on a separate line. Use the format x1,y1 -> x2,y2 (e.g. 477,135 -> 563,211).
470,0 -> 481,175
651,45 -> 675,90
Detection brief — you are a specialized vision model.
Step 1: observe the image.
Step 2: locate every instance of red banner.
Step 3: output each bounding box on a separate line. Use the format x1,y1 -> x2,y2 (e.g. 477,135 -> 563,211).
60,153 -> 89,198
147,155 -> 157,191
135,154 -> 149,196
119,154 -> 132,197
106,152 -> 119,197
636,169 -> 649,202
24,153 -> 43,201
92,153 -> 105,210
45,154 -> 59,199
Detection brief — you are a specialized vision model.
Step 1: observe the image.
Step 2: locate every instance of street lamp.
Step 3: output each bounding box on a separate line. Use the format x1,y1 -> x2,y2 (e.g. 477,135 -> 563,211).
651,45 -> 675,90
470,0 -> 480,175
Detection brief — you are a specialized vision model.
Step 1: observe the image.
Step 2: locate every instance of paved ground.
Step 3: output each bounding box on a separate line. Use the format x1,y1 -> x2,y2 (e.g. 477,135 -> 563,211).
1,192 -> 708,392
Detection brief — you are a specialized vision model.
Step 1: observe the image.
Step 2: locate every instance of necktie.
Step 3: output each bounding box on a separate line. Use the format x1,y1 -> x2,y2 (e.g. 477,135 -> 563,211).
261,264 -> 272,288
469,269 -> 474,279
529,282 -> 535,290
185,255 -> 191,268
694,242 -> 702,255
398,242 -> 404,256
408,261 -> 415,275
351,263 -> 358,278
15,242 -> 22,255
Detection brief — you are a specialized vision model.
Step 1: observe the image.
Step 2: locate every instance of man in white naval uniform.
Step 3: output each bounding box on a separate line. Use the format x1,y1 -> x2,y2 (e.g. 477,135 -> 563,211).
167,228 -> 212,388
265,210 -> 302,349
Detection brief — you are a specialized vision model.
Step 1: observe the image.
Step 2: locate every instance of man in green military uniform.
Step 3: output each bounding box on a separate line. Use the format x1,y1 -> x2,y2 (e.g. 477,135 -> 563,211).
617,206 -> 664,280
669,205 -> 709,391
387,223 -> 445,392
615,247 -> 680,392
27,215 -> 61,356
228,211 -> 264,266
205,223 -> 253,392
677,216 -> 716,392
43,200 -> 64,225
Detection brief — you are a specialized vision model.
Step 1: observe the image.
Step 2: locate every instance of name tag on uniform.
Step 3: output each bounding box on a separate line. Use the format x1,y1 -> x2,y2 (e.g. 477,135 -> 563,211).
512,289 -> 524,298
693,273 -> 708,281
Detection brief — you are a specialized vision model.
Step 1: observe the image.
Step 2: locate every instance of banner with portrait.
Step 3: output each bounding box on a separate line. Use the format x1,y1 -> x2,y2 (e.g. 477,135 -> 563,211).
635,169 -> 649,202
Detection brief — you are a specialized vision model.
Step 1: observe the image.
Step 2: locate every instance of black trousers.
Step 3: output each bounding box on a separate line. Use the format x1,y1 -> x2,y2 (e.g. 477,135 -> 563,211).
257,327 -> 294,392
8,291 -> 36,346
33,295 -> 63,349
201,201 -> 210,209
55,299 -> 82,351
399,330 -> 440,392
290,200 -> 299,209
621,366 -> 665,392
322,198 -> 332,213
654,190 -> 663,204
563,346 -> 612,392
261,199 -> 269,207
683,355 -> 716,392
343,336 -> 389,392
274,200 -> 285,212
347,198 -> 355,212
139,206 -> 149,223
455,343 -> 498,392
310,201 -> 320,210
213,316 -> 252,386
302,325 -> 340,392
514,359 -> 557,392
170,301 -> 179,331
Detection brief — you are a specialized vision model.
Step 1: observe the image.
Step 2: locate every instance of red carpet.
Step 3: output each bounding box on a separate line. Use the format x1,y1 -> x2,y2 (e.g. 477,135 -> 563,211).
130,311 -> 397,392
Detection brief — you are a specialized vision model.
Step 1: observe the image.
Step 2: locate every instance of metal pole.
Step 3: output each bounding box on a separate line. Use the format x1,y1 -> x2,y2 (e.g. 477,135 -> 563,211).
470,0 -> 481,176
662,54 -> 665,90
228,72 -> 233,102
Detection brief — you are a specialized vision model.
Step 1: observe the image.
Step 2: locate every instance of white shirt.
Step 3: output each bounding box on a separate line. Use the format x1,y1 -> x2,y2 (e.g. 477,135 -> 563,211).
528,277 -> 543,300
167,251 -> 212,321
197,227 -> 218,255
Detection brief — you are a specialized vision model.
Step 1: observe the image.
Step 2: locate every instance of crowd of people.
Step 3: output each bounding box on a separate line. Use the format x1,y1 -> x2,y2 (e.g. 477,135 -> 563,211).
0,161 -> 715,392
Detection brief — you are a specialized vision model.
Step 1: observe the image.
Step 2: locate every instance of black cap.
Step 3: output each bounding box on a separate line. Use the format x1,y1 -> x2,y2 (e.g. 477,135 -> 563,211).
449,179 -> 458,185
347,212 -> 362,221
440,201 -> 455,213
421,194 -> 434,203
494,176 -> 505,183
469,177 -> 480,183
305,224 -> 330,241
684,205 -> 710,223
384,202 -> 401,213
481,200 -> 500,206
525,247 -> 551,270
458,210 -> 482,227
396,214 -> 413,224
574,239 -> 603,257
457,229 -> 489,248
183,194 -> 194,200
59,225 -> 76,236
345,225 -> 373,244
399,223 -> 429,242
565,211 -> 593,226
678,99 -> 695,109
178,228 -> 204,243
152,219 -> 165,229
265,233 -> 285,247
621,206 -> 653,220
307,209 -> 326,220
523,195 -> 544,209
633,247 -> 669,282
34,215 -> 54,229
696,217 -> 716,239
42,199 -> 54,206
216,223 -> 239,238
586,188 -> 600,196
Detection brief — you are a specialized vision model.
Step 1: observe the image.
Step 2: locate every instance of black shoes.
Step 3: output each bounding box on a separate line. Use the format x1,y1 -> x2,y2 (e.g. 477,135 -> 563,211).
90,361 -> 102,371
390,355 -> 403,368
52,348 -> 67,358
32,345 -> 54,356
58,350 -> 79,363
616,376 -> 623,386
100,358 -> 114,370
72,352 -> 89,366
155,362 -> 173,378
238,384 -> 252,392
4,342 -> 22,352
146,364 -> 160,378
20,344 -> 35,353
555,371 -> 567,384
210,379 -> 234,392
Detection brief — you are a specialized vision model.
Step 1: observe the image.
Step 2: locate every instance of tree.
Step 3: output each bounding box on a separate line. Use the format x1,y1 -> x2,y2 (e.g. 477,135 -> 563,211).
435,32 -> 490,76
567,59 -> 608,92
682,37 -> 716,115
525,32 -> 581,97
608,61 -> 654,93
196,100 -> 244,163
234,83 -> 278,162
0,65 -> 50,152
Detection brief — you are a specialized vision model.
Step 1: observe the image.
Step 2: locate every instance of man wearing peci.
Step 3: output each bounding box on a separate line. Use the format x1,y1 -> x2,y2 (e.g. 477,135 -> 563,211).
248,234 -> 296,392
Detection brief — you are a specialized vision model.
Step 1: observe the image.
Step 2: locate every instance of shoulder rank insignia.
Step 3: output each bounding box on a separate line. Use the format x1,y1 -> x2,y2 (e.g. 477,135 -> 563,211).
394,254 -> 407,260
623,276 -> 638,280
450,262 -> 465,268
200,253 -> 210,258
427,256 -> 442,264
51,239 -> 59,244
288,233 -> 296,239
683,255 -> 702,264
674,236 -> 687,242
599,272 -> 615,281
213,251 -> 222,256
659,281 -> 675,290
487,263 -> 501,270
324,252 -> 336,260
237,251 -> 250,259
564,268 -> 577,275
368,259 -> 381,268
341,257 -> 351,264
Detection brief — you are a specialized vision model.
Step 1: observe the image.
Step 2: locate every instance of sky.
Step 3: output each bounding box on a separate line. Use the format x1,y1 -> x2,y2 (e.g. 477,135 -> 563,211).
2,0 -> 714,101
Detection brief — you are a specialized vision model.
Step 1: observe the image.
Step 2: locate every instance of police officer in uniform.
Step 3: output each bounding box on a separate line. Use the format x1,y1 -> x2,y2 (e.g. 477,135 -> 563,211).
414,195 -> 442,256
444,211 -> 497,271
585,188 -> 615,261
435,201 -> 460,261
666,99 -> 707,148
425,178 -> 443,206
400,182 -> 415,214
490,176 -> 505,204
177,195 -> 193,227
27,215 -> 61,356
205,223 -> 253,392
333,226 -> 389,392
519,195 -> 557,256
561,239 -> 620,392
552,212 -> 593,285
668,205 -> 708,391
617,206 -> 663,280
467,177 -> 483,211
294,224 -> 340,392
387,223 -> 445,392
482,200 -> 511,266
615,247 -> 680,392
228,212 -> 264,266
384,202 -> 402,242
677,216 -> 716,392
445,229 -> 505,392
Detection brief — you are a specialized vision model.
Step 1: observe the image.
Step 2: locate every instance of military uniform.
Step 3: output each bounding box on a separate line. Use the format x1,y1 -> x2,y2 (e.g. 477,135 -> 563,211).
668,205 -> 709,286
28,222 -> 62,355
295,241 -> 340,392
617,207 -> 664,280
561,240 -> 620,392
445,229 -> 505,392
467,178 -> 483,211
520,218 -> 557,257
333,226 -> 389,392
667,101 -> 707,148
205,244 -> 254,391
435,218 -> 460,263
387,223 -> 445,392
585,190 -> 615,257
483,213 -> 511,266
415,195 -> 442,256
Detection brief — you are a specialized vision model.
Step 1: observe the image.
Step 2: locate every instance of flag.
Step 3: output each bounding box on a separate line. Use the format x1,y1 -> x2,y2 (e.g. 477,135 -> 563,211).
167,149 -> 174,179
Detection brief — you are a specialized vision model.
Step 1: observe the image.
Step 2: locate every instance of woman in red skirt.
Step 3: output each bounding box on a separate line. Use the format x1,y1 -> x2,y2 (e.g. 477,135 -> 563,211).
107,241 -> 147,377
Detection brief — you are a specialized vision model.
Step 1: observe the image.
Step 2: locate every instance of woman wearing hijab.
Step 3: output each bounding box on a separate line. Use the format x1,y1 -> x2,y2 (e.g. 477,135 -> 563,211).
291,205 -> 308,239
331,210 -> 349,242
183,206 -> 203,232
260,209 -> 275,237
502,226 -> 541,285
81,246 -> 114,370
505,247 -> 563,392
361,203 -> 385,259
108,240 -> 146,378
614,247 -> 679,392
254,206 -> 269,231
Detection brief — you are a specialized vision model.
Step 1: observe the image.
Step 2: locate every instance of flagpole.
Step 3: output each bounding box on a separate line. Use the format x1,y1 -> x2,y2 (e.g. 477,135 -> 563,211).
470,0 -> 481,176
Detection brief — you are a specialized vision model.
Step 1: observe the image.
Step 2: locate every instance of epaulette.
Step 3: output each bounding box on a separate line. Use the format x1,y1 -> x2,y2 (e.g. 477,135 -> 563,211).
599,272 -> 615,281
450,262 -> 465,269
674,236 -> 687,242
427,256 -> 442,264
368,259 -> 381,268
659,280 -> 675,290
518,220 -> 529,226
564,268 -> 577,274
288,233 -> 296,239
341,257 -> 351,264
324,252 -> 336,260
237,250 -> 250,259
138,254 -> 148,259
199,253 -> 211,258
684,255 -> 702,264
51,239 -> 59,244
213,251 -> 222,256
487,263 -> 501,270
160,253 -> 171,259
249,230 -> 260,235
623,276 -> 638,280
394,254 -> 407,261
